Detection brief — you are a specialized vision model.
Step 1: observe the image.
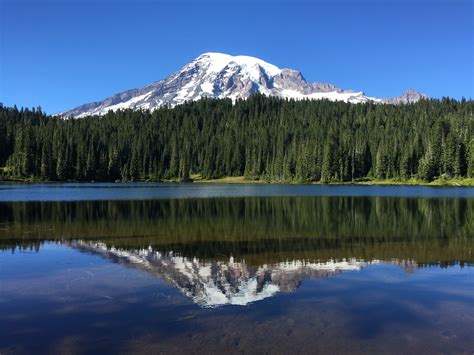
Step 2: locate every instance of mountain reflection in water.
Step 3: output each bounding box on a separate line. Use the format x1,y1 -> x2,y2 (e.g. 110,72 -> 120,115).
2,194 -> 473,306
71,241 -> 386,307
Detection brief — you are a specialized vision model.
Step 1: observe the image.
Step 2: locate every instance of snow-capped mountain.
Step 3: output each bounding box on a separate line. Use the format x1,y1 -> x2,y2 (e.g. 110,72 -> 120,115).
69,241 -> 418,307
60,52 -> 427,118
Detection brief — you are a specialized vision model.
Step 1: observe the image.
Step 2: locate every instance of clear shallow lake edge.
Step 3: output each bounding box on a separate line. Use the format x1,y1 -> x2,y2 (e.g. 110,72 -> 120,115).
0,183 -> 473,354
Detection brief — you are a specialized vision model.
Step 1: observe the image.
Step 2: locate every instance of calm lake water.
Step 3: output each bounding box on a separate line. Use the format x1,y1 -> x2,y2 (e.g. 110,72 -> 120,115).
0,183 -> 473,354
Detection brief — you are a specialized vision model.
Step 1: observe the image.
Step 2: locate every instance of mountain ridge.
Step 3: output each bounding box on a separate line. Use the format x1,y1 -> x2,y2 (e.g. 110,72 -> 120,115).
60,52 -> 428,118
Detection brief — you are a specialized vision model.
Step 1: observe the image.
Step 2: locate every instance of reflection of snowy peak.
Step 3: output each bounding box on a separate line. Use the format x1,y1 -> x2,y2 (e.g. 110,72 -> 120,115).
60,52 -> 426,118
70,241 -> 377,307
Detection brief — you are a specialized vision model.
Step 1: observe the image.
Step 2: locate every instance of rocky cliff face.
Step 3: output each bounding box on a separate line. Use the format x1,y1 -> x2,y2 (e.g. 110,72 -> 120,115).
60,52 -> 427,118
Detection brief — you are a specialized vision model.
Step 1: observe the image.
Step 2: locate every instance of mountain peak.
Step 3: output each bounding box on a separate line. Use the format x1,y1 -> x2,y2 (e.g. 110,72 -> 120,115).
60,53 -> 427,118
192,52 -> 284,78
385,89 -> 428,104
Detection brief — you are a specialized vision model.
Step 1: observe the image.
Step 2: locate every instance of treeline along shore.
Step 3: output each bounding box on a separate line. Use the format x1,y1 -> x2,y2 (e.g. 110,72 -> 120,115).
0,95 -> 473,184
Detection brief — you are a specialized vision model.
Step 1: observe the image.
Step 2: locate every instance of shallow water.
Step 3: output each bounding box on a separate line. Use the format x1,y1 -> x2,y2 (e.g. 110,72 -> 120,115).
0,183 -> 473,354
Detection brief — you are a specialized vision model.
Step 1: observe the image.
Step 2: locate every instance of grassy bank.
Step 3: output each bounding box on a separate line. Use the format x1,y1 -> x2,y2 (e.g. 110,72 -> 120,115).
2,172 -> 474,186
192,175 -> 474,186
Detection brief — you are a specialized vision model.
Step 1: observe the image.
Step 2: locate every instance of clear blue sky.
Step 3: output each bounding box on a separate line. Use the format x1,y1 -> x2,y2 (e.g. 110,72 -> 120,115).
1,0 -> 473,114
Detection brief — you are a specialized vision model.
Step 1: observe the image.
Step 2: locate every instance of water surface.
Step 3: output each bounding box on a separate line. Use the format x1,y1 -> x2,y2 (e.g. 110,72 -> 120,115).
0,183 -> 473,354
1,182 -> 473,201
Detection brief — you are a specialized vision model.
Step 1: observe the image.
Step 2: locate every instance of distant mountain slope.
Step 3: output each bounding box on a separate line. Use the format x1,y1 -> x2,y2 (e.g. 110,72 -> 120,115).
60,52 -> 427,118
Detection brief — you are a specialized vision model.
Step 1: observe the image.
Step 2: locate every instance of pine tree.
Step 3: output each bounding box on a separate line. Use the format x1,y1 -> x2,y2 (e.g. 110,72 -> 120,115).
467,138 -> 474,178
418,146 -> 437,181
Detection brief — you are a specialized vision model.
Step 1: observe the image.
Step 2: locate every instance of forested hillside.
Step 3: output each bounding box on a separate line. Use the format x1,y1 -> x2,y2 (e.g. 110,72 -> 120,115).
0,95 -> 473,182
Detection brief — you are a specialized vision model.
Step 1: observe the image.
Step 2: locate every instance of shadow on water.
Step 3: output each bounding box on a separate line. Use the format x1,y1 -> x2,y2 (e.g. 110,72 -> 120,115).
0,196 -> 473,264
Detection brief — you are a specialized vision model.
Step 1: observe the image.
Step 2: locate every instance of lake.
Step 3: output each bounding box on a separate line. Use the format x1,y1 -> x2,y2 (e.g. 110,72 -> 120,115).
0,183 -> 473,354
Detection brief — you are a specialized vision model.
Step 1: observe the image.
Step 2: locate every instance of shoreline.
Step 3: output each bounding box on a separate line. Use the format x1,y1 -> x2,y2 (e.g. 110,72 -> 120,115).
1,176 -> 474,187
193,176 -> 474,187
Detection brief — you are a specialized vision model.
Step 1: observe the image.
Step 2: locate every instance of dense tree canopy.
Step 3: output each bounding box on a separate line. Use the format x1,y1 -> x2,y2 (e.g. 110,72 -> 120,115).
0,96 -> 473,182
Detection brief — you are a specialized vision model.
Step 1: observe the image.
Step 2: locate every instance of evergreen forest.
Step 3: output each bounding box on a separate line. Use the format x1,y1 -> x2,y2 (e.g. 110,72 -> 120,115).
0,95 -> 473,183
